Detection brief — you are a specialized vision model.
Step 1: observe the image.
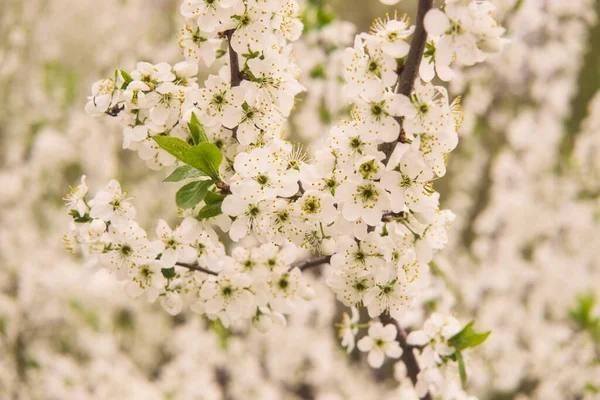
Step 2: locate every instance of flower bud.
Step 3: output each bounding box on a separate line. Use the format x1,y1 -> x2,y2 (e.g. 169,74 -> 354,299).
89,219 -> 106,235
254,314 -> 273,333
302,285 -> 316,301
321,238 -> 336,255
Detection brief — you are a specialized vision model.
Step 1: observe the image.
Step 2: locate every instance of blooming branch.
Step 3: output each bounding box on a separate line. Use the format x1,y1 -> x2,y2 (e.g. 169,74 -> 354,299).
65,0 -> 505,397
380,0 -> 433,159
381,314 -> 432,400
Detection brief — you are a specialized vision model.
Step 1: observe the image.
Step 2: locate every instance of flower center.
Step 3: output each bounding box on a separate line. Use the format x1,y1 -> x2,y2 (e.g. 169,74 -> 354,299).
358,184 -> 378,202
278,277 -> 289,290
248,205 -> 261,217
120,244 -> 132,256
256,174 -> 269,186
302,197 -> 321,214
353,280 -> 367,292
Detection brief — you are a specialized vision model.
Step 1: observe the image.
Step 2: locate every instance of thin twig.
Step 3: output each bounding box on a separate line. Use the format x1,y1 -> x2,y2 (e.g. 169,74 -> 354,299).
290,255 -> 331,271
381,211 -> 404,222
380,314 -> 432,400
175,262 -> 219,276
224,29 -> 243,142
379,0 -> 434,161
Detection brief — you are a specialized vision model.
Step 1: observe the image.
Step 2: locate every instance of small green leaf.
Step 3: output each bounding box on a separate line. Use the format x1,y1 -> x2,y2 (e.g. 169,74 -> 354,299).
448,321 -> 491,351
161,267 -> 176,280
205,190 -> 226,204
188,112 -> 209,145
163,165 -> 207,182
569,293 -> 600,341
118,69 -> 133,84
216,49 -> 227,59
196,190 -> 225,220
69,209 -> 93,223
176,180 -> 213,209
197,202 -> 223,219
153,136 -> 192,162
183,143 -> 222,181
455,350 -> 467,387
585,382 -> 600,394
209,318 -> 231,350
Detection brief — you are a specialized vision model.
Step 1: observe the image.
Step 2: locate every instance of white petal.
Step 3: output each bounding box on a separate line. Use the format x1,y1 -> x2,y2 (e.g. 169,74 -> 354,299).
424,9 -> 450,37
357,336 -> 373,352
368,351 -> 385,368
406,330 -> 429,346
385,342 -> 403,359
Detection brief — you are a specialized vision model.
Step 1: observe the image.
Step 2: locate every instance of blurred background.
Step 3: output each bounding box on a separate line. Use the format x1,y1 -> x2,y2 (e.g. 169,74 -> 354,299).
1,0 -> 600,399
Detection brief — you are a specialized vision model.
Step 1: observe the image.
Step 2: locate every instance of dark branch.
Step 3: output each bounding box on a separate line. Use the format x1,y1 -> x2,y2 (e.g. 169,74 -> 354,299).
291,255 -> 331,271
224,29 -> 243,141
175,262 -> 219,276
380,314 -> 432,400
381,211 -> 404,222
379,0 -> 434,161
225,30 -> 243,87
398,0 -> 433,97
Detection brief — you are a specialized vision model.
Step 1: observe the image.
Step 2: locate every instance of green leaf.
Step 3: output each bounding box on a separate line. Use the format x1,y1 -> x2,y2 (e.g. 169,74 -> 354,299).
570,293 -> 597,327
153,136 -> 222,181
163,165 -> 207,182
175,180 -> 213,209
448,321 -> 491,351
153,136 -> 192,162
196,190 -> 225,220
209,318 -> 231,350
118,69 -> 133,84
183,143 -> 222,181
161,267 -> 176,280
205,190 -> 226,204
569,293 -> 600,341
197,203 -> 223,220
196,202 -> 223,220
585,382 -> 600,394
455,350 -> 467,387
69,209 -> 93,223
188,112 -> 209,145
115,69 -> 133,89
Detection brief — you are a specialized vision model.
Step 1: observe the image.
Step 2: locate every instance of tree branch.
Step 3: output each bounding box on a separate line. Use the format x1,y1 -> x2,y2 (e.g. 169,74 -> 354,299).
225,30 -> 243,87
398,0 -> 432,97
291,255 -> 331,271
380,314 -> 432,400
379,0 -> 434,161
224,29 -> 243,141
175,262 -> 219,276
175,254 -> 331,276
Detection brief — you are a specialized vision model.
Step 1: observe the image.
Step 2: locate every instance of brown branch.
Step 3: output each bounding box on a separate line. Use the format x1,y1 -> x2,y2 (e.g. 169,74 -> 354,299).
224,29 -> 243,141
381,211 -> 404,222
380,314 -> 432,400
225,30 -> 243,87
290,255 -> 331,271
177,255 -> 330,276
398,0 -> 433,97
175,262 -> 219,276
379,0 -> 434,161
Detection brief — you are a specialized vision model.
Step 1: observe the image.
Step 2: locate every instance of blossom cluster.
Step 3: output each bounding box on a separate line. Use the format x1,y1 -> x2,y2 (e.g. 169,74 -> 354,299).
64,176 -> 315,326
66,0 -> 505,397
